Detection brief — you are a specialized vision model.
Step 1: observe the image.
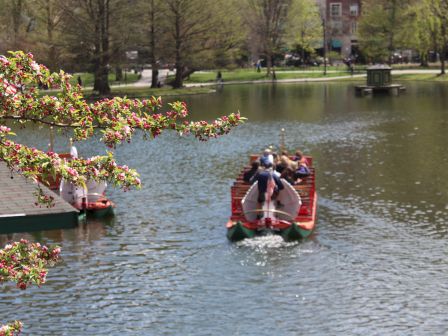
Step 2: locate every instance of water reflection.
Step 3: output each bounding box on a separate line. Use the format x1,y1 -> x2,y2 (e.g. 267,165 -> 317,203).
1,82 -> 448,335
0,218 -> 111,247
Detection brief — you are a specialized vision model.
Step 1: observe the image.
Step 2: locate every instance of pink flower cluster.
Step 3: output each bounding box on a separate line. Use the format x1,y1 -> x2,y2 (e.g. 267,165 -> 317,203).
0,126 -> 11,135
0,320 -> 22,336
0,239 -> 61,290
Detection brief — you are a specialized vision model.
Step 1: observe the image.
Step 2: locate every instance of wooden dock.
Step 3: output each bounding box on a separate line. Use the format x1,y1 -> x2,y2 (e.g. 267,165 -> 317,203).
0,162 -> 81,233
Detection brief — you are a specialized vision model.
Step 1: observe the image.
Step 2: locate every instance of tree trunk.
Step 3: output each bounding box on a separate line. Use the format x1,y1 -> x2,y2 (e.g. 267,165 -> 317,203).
93,8 -> 101,92
172,4 -> 183,89
387,0 -> 397,65
149,0 -> 159,88
301,31 -> 306,63
266,52 -> 272,76
420,52 -> 428,67
115,66 -> 123,81
45,0 -> 57,71
93,41 -> 101,91
172,65 -> 184,89
441,51 -> 446,75
441,25 -> 447,75
98,0 -> 111,95
12,0 -> 23,49
151,68 -> 159,88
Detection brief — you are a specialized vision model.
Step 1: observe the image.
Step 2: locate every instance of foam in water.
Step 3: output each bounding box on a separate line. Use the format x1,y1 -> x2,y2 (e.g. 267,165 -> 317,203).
236,234 -> 298,249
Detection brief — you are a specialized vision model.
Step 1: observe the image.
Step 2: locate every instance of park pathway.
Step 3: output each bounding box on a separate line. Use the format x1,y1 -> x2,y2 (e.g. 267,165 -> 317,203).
133,69 -> 173,87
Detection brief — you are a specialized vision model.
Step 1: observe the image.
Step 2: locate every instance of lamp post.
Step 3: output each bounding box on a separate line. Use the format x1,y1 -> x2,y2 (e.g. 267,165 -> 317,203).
323,17 -> 327,76
319,1 -> 327,76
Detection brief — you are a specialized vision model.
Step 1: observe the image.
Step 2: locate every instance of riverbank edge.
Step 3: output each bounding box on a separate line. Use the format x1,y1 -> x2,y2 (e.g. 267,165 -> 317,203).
41,72 -> 448,99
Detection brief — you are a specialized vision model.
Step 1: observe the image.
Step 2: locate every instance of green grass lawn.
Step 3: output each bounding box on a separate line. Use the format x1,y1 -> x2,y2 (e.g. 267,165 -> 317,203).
275,71 -> 361,79
69,72 -> 140,87
392,73 -> 448,81
182,68 -> 360,83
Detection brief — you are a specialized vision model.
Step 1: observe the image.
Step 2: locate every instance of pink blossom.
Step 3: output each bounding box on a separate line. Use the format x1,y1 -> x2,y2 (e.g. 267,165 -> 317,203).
30,61 -> 40,72
0,125 -> 11,133
67,167 -> 78,177
5,84 -> 17,96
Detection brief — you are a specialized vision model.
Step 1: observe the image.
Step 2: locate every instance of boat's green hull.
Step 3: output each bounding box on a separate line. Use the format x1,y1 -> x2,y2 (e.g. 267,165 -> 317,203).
280,222 -> 312,241
227,222 -> 313,242
227,222 -> 256,241
86,205 -> 114,219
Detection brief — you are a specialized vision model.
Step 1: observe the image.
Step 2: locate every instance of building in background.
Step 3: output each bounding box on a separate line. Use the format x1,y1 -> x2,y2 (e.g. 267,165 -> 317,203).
322,0 -> 361,58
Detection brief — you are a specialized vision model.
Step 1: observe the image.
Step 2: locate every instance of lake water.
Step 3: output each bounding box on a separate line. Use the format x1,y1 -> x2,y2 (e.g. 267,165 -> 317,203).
1,82 -> 448,335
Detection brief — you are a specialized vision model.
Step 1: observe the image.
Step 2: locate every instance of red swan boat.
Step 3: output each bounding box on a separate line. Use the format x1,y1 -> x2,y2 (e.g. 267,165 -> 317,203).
226,154 -> 317,241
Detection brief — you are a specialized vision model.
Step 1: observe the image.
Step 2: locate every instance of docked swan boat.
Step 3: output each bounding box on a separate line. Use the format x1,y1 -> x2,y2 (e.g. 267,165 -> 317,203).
45,145 -> 114,218
226,155 -> 317,242
59,178 -> 114,218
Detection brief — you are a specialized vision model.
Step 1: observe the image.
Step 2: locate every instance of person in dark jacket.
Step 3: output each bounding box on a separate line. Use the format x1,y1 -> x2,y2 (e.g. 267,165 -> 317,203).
255,163 -> 284,204
243,161 -> 260,183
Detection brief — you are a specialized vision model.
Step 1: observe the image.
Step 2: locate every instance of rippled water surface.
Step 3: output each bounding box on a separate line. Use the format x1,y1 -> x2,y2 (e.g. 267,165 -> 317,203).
2,82 -> 448,335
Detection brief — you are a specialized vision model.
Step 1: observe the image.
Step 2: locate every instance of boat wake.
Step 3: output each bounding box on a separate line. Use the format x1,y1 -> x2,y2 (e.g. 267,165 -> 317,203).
236,234 -> 298,249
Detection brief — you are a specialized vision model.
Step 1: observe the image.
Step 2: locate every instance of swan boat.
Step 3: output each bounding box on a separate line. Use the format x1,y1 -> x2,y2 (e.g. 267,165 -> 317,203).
226,155 -> 317,242
45,145 -> 114,218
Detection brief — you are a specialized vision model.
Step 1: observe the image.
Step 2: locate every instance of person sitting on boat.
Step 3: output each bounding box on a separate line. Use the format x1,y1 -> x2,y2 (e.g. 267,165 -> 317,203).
243,160 -> 260,184
294,162 -> 311,180
276,151 -> 295,174
280,166 -> 297,185
259,148 -> 274,167
292,149 -> 308,166
256,163 -> 284,204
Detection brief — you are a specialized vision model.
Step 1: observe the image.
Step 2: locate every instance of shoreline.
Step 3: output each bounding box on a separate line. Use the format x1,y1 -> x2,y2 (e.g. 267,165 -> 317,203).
41,70 -> 448,99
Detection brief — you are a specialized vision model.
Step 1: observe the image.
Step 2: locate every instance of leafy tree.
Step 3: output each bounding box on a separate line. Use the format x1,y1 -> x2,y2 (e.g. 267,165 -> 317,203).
58,0 -> 140,94
243,0 -> 290,76
430,0 -> 448,74
210,0 -> 246,69
27,0 -> 65,72
0,0 -> 35,53
401,0 -> 448,73
402,2 -> 431,66
162,0 -> 236,88
0,51 -> 244,205
140,0 -> 165,88
0,239 -> 61,335
285,0 -> 322,63
358,0 -> 414,63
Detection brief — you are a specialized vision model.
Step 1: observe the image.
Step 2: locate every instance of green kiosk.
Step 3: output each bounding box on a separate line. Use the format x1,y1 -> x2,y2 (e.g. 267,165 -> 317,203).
356,65 -> 405,96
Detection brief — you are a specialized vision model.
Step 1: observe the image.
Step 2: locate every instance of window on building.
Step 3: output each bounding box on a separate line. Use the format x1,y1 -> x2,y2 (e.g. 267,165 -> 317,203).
330,3 -> 342,16
350,4 -> 359,16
